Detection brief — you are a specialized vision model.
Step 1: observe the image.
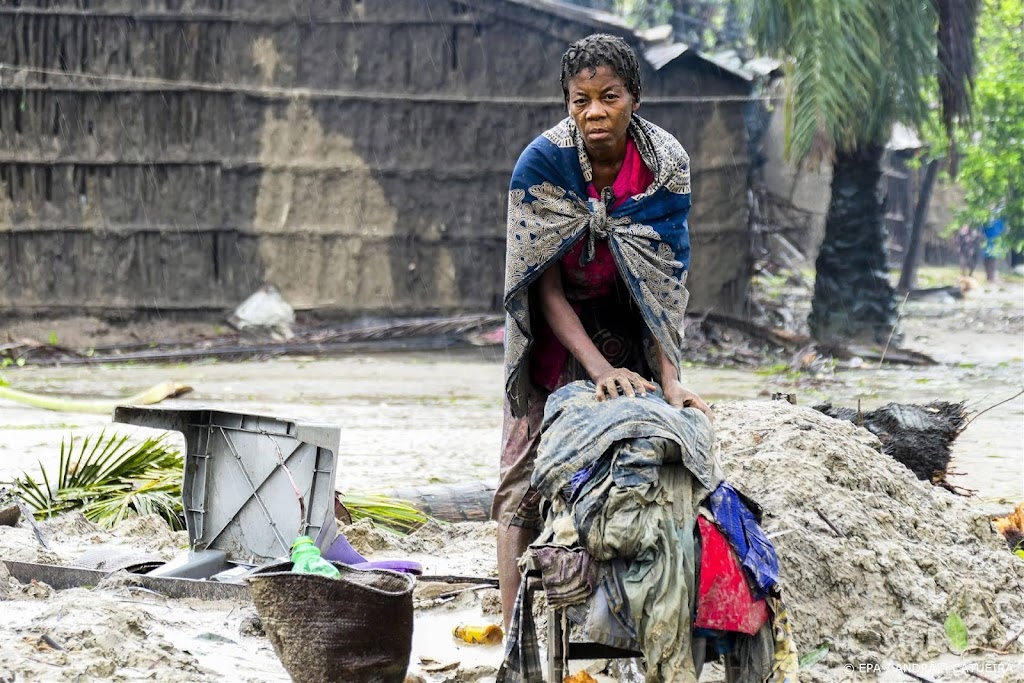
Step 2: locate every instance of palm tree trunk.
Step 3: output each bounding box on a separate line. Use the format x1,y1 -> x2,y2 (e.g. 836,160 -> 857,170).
809,143 -> 898,344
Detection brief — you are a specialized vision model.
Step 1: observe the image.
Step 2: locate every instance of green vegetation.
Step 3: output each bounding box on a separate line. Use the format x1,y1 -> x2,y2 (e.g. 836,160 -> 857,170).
951,0 -> 1024,248
798,644 -> 830,669
944,610 -> 970,652
750,273 -> 791,301
755,363 -> 791,376
753,0 -> 979,342
338,493 -> 428,535
9,431 -> 185,530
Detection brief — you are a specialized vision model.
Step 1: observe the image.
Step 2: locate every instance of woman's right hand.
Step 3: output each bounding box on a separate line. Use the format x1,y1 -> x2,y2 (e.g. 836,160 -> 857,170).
593,367 -> 657,401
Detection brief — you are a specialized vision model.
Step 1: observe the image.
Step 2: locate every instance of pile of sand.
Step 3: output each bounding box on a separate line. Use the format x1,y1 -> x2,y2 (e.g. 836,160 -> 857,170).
0,513 -> 269,681
0,511 -> 188,566
0,588 -> 211,682
359,401 -> 1024,680
714,401 -> 1024,668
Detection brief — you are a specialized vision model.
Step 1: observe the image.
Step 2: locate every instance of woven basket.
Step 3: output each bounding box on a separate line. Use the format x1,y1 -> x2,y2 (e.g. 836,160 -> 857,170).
248,561 -> 415,683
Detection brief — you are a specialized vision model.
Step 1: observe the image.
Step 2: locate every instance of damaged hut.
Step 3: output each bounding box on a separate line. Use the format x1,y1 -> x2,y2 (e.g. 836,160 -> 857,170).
0,0 -> 753,322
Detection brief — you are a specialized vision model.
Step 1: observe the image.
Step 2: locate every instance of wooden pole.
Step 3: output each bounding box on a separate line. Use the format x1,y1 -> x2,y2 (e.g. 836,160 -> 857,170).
898,158 -> 941,292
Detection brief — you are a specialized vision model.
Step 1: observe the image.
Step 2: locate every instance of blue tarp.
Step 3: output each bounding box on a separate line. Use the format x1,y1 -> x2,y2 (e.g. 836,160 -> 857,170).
707,482 -> 779,599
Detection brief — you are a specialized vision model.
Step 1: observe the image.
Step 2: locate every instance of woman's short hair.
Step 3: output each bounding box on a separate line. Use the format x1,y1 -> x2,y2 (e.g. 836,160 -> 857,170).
560,33 -> 642,104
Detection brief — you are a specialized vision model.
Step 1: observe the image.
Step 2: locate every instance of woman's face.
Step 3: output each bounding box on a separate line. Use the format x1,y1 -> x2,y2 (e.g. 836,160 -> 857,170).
567,64 -> 639,159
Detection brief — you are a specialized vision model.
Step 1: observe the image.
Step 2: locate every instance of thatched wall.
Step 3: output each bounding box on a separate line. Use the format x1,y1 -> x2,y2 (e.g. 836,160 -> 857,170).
0,0 -> 751,320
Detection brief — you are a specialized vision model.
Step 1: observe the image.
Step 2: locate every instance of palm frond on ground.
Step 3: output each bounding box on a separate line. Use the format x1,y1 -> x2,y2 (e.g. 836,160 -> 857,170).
339,492 -> 429,535
10,431 -> 185,529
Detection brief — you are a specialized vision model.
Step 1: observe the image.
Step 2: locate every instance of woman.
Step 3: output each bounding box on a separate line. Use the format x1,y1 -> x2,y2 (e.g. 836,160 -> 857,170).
492,33 -> 712,624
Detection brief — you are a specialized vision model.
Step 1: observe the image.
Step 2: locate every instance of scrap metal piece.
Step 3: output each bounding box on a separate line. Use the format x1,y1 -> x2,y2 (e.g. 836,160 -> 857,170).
147,550 -> 230,580
112,407 -> 340,567
2,560 -> 250,601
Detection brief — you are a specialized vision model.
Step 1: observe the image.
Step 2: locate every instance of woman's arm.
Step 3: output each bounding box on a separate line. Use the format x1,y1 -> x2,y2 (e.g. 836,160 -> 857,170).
652,337 -> 714,418
536,266 -> 655,400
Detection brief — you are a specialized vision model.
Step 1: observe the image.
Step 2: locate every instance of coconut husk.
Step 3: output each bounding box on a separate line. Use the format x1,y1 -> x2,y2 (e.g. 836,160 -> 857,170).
813,401 -> 967,487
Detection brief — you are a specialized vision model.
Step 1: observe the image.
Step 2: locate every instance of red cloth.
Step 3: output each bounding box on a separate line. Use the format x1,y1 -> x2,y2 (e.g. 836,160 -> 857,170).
531,139 -> 654,390
694,517 -> 769,635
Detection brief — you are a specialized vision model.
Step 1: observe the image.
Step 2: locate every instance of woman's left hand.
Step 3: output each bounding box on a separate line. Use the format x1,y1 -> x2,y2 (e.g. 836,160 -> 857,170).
663,380 -> 713,419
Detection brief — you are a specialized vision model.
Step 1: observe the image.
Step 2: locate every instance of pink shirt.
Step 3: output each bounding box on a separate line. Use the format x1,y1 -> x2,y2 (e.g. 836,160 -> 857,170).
531,138 -> 654,390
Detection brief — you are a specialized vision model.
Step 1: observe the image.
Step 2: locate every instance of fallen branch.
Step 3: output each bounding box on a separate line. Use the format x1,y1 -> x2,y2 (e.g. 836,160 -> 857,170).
965,670 -> 998,683
387,481 -> 495,523
840,344 -> 938,366
894,664 -> 937,683
436,583 -> 495,600
698,313 -> 939,366
963,389 -> 1024,430
0,381 -> 191,414
814,507 -> 846,537
1001,623 -> 1024,652
961,645 -> 1014,656
702,312 -> 811,350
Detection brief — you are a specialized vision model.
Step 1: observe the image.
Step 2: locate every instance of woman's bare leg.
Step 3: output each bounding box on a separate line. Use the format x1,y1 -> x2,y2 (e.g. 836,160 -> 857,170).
497,524 -> 539,631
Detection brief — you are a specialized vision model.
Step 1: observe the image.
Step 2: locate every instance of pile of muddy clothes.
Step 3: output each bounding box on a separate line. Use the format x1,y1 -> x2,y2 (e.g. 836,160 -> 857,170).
497,382 -> 799,683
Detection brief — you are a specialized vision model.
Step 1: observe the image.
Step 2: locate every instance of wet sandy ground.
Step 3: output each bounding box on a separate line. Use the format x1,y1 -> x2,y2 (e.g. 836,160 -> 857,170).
2,282 -> 1021,507
0,276 -> 1020,682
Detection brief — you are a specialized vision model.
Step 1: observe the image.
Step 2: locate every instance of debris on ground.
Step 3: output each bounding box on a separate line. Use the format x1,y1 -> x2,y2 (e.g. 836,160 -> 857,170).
228,284 -> 296,341
0,314 -> 504,367
813,401 -> 968,490
1,402 -> 1022,681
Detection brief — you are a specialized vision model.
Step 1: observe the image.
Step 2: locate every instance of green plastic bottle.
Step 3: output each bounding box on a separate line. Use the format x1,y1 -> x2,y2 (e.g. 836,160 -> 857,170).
290,536 -> 341,579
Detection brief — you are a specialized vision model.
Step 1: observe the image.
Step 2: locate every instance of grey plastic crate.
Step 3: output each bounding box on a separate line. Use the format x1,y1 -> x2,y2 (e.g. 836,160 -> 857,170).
113,407 -> 339,567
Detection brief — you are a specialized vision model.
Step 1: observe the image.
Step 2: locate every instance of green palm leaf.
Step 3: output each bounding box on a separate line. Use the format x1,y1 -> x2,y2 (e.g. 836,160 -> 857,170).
754,0 -> 974,161
340,492 -> 429,535
8,430 -> 187,530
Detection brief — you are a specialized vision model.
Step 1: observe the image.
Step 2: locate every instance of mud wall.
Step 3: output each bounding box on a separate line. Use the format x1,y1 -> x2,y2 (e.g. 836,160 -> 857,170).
0,0 -> 752,320
756,97 -> 831,261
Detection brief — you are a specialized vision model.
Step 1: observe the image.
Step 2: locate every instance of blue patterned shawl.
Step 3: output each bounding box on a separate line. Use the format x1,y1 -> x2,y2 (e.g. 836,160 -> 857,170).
503,114 -> 693,417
